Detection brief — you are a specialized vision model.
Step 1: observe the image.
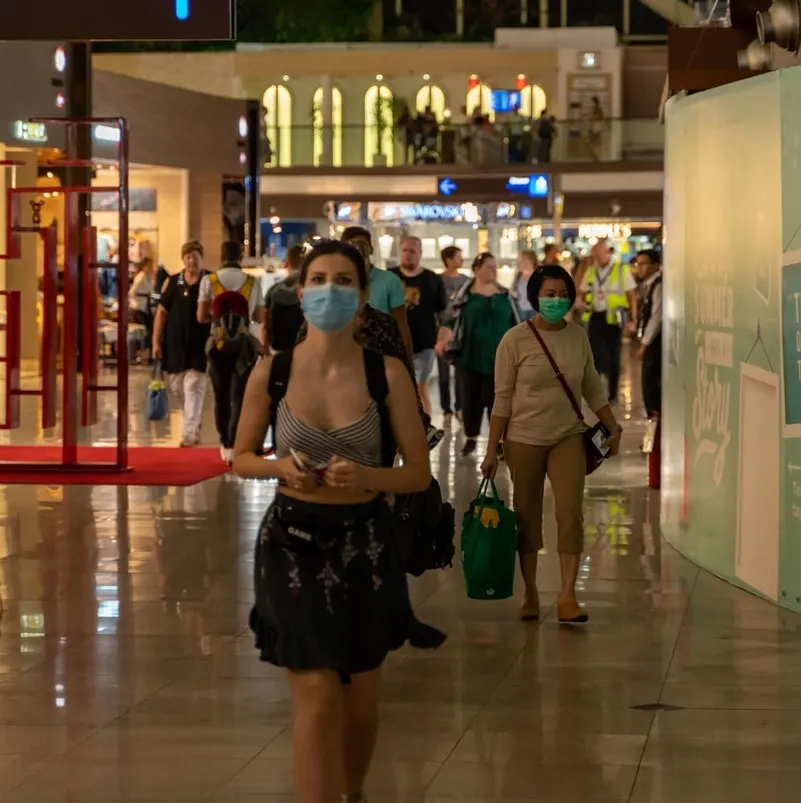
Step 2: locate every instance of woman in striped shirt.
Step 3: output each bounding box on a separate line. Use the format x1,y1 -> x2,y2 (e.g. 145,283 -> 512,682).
233,241 -> 443,803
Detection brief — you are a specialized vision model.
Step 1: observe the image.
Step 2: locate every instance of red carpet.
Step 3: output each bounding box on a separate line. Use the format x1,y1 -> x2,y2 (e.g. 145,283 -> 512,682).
0,446 -> 231,486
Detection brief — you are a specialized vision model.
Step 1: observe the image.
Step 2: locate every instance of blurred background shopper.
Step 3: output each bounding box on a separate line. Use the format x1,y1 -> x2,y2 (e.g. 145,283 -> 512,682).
390,236 -> 448,417
438,245 -> 468,423
511,249 -> 537,321
152,240 -> 209,446
580,240 -> 638,405
437,252 -> 518,457
635,248 -> 663,417
198,241 -> 265,464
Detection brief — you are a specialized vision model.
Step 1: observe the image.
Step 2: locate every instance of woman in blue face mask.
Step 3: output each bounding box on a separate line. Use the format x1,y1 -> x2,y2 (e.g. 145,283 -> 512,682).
480,264 -> 623,625
232,240 -> 444,803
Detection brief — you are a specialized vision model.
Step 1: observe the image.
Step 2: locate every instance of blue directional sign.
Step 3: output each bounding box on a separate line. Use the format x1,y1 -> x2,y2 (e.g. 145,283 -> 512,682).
505,174 -> 549,198
438,177 -> 458,197
175,0 -> 190,19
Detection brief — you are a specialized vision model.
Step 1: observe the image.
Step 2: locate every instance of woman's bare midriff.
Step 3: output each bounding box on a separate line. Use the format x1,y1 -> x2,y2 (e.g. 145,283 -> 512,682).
277,487 -> 381,505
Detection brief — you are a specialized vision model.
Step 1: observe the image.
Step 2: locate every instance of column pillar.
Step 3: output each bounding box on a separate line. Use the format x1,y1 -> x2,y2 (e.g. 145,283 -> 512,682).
320,74 -> 334,167
539,0 -> 548,27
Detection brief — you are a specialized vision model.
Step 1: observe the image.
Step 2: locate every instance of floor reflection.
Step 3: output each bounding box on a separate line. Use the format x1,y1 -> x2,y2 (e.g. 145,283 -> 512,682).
0,364 -> 798,802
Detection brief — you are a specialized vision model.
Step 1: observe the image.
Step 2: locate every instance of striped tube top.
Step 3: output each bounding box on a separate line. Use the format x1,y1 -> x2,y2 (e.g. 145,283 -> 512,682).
275,398 -> 382,468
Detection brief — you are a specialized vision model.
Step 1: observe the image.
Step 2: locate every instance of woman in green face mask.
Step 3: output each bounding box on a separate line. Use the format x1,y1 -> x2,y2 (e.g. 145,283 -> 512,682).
481,264 -> 622,624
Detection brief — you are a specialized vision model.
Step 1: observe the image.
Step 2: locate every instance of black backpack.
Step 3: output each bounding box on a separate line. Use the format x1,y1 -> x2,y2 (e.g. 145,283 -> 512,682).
394,480 -> 456,576
268,277 -> 305,352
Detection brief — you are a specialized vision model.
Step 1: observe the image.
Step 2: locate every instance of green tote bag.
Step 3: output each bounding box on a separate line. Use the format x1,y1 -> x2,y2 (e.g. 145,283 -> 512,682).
461,477 -> 518,600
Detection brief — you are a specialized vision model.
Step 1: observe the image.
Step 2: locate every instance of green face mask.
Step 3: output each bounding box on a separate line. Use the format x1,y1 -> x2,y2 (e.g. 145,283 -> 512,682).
538,297 -> 572,323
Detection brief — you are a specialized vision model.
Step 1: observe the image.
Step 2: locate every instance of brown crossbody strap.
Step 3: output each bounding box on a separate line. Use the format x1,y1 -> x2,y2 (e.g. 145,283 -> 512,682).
526,320 -> 586,425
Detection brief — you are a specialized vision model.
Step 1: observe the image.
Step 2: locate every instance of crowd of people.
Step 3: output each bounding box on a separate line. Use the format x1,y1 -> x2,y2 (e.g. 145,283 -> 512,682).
393,97 -> 606,166
148,229 -> 661,803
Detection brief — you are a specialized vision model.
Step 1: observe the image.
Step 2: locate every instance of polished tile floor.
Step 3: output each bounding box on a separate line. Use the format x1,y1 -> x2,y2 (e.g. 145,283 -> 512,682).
1,365 -> 801,802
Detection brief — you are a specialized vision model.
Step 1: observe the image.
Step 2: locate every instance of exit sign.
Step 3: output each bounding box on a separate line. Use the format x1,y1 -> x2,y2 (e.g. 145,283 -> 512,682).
0,0 -> 234,41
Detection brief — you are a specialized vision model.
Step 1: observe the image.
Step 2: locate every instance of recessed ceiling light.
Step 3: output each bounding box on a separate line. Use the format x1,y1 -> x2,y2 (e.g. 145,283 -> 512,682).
54,46 -> 67,73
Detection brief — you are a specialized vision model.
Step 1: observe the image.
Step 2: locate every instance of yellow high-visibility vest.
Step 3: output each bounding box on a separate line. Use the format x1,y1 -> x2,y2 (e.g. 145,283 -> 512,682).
582,261 -> 631,325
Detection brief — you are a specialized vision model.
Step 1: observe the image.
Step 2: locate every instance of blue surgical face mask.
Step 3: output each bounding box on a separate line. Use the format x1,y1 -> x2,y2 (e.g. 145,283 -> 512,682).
538,296 -> 572,323
301,283 -> 361,332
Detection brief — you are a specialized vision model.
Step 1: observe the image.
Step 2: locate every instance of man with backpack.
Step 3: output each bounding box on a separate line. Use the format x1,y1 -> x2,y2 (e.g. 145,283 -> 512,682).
264,245 -> 305,352
197,241 -> 265,464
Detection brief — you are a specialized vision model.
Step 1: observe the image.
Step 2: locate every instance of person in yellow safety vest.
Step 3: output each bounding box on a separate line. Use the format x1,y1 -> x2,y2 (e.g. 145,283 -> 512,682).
579,240 -> 638,405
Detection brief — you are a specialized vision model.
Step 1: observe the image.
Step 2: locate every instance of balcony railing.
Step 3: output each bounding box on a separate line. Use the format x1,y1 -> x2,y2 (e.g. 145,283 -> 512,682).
262,118 -> 664,169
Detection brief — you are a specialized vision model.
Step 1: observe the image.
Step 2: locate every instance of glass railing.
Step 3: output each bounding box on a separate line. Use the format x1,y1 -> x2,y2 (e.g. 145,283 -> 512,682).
262,118 -> 664,169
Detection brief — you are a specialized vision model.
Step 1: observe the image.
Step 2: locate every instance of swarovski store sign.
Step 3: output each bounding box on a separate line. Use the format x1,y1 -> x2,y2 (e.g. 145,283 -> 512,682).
368,202 -> 482,223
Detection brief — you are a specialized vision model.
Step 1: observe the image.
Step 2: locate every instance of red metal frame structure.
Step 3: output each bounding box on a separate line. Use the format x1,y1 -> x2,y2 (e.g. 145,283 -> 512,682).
0,117 -> 131,473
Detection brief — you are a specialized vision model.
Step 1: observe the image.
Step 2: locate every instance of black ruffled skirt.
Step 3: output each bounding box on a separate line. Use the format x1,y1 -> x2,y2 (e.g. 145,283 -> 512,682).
250,494 -> 445,682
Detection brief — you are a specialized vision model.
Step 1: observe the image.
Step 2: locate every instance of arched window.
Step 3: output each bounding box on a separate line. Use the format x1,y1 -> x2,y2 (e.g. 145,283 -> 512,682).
313,86 -> 343,167
364,84 -> 395,167
520,84 -> 547,120
466,83 -> 493,122
262,85 -> 292,167
415,85 -> 446,121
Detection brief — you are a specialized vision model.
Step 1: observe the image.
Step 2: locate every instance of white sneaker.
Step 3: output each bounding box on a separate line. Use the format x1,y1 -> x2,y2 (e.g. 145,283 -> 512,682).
220,447 -> 234,465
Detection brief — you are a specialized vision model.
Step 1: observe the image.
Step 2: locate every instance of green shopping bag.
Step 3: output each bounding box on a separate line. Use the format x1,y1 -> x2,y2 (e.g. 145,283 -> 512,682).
461,477 -> 518,600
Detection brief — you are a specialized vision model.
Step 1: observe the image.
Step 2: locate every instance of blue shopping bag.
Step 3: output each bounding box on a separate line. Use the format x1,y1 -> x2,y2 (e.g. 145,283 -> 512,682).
146,362 -> 169,422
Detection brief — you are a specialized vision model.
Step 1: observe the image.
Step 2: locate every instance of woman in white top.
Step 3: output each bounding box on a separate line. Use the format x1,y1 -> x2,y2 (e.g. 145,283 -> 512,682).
129,258 -> 156,362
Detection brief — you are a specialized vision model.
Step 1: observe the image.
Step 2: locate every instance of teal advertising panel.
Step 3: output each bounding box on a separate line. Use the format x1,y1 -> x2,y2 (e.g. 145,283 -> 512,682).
663,71 -> 787,608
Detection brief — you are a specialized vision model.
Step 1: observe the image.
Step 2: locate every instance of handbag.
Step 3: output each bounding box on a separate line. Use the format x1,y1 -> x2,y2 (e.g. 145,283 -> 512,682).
146,361 -> 169,422
461,477 -> 517,601
526,320 -> 609,475
393,478 -> 456,576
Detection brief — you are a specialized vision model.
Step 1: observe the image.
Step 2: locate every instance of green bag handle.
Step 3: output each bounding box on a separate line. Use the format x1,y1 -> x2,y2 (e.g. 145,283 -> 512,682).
474,476 -> 503,517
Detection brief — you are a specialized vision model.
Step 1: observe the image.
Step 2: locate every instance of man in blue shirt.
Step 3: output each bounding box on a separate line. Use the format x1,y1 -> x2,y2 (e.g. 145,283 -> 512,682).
341,226 -> 413,359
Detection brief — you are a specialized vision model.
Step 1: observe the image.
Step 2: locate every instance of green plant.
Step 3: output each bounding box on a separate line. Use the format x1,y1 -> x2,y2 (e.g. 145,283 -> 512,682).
371,92 -> 407,149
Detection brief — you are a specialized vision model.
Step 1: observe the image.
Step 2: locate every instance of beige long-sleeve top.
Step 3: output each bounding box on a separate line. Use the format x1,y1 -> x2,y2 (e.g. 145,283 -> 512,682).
493,321 -> 607,447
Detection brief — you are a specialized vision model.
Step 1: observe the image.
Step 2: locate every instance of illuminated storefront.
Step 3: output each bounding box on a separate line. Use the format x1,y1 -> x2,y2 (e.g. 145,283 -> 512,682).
327,199 -> 661,285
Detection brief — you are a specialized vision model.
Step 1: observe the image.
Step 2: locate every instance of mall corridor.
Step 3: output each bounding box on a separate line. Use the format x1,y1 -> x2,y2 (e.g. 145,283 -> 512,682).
0,370 -> 800,803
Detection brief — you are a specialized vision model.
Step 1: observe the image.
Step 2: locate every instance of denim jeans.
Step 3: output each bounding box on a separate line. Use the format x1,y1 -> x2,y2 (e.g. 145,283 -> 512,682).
437,356 -> 462,414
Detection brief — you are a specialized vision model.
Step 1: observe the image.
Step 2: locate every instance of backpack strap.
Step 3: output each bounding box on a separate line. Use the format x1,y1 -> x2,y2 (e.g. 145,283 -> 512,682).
209,273 -> 224,297
240,275 -> 255,301
363,348 -> 395,468
268,350 -> 294,448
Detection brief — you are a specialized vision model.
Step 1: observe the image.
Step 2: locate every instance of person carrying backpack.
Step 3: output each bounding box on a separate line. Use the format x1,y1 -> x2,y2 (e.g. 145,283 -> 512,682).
197,241 -> 265,464
264,244 -> 305,352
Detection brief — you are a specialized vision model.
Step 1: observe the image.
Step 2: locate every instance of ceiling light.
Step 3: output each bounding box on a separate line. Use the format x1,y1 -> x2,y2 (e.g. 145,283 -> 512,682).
54,46 -> 66,73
